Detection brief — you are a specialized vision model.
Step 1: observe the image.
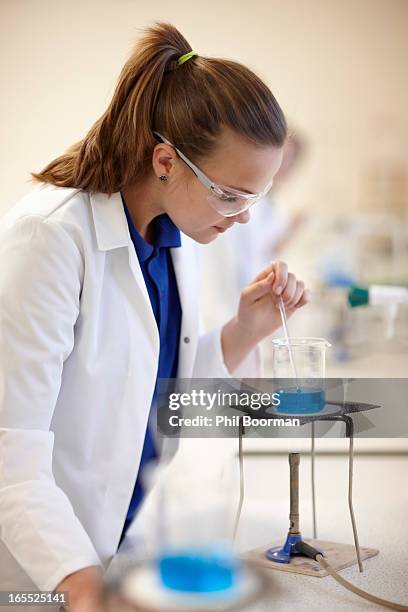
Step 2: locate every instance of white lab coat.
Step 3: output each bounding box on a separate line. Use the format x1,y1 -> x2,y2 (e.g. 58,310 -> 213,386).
0,184 -> 261,605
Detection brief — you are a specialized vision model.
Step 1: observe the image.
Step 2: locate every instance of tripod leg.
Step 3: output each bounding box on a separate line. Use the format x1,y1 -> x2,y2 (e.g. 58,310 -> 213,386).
315,415 -> 363,573
233,418 -> 245,542
346,418 -> 363,572
311,421 -> 317,539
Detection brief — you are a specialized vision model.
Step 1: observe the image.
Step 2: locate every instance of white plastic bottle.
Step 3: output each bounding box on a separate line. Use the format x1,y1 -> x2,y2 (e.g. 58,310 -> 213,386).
348,284 -> 408,338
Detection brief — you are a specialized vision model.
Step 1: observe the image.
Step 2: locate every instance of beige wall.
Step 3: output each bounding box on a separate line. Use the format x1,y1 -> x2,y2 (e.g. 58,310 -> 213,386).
1,1 -> 407,454
1,0 -> 407,214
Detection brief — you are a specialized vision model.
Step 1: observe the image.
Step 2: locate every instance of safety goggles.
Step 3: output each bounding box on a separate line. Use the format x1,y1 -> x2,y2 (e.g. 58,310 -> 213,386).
154,131 -> 273,217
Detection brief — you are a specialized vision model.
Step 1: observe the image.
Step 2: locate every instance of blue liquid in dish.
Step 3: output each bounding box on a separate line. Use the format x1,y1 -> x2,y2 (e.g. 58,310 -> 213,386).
276,387 -> 325,414
158,547 -> 238,593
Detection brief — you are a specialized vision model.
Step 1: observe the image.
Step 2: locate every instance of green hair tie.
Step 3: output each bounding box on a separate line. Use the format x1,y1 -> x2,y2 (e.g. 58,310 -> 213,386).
177,50 -> 199,66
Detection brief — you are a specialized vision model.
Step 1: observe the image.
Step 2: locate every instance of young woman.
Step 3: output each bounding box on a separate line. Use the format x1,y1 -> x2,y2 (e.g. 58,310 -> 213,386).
0,22 -> 309,611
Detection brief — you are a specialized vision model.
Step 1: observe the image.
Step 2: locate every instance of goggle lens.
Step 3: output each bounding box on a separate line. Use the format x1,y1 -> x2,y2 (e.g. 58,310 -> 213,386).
205,185 -> 267,217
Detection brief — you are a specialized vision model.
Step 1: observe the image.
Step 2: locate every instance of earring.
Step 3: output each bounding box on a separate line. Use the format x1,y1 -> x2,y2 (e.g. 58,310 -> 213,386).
159,175 -> 168,182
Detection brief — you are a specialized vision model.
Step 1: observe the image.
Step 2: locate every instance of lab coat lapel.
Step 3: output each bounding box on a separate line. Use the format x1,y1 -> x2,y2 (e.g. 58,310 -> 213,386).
89,191 -> 160,552
171,234 -> 199,379
89,191 -> 159,350
89,191 -> 198,374
154,239 -> 195,468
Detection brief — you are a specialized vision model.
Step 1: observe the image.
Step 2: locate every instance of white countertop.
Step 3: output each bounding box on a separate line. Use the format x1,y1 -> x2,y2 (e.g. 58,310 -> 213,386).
110,454 -> 408,611
234,453 -> 408,611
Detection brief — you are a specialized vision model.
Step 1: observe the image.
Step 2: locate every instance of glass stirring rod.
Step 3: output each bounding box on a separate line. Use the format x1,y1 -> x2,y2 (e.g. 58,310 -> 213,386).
278,296 -> 299,385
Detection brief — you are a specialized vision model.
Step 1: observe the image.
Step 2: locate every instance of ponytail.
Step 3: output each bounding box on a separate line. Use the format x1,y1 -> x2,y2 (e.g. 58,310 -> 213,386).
31,22 -> 287,195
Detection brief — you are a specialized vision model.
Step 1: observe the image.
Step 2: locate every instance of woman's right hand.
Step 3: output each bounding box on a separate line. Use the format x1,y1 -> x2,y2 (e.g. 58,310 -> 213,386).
56,566 -> 152,612
55,565 -> 105,611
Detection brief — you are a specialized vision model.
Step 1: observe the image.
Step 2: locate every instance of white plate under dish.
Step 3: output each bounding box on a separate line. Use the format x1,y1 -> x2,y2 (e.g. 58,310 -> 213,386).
119,562 -> 266,611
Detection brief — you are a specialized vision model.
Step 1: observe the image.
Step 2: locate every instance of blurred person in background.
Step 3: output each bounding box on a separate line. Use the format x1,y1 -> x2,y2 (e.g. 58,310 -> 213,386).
200,133 -> 308,328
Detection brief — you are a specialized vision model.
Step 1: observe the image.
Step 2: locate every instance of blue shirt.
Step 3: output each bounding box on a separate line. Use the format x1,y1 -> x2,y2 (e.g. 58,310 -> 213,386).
118,194 -> 182,548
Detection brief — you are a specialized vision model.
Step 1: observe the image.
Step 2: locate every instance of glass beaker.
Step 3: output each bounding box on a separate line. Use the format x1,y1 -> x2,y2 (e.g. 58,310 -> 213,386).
272,337 -> 331,414
145,449 -> 241,594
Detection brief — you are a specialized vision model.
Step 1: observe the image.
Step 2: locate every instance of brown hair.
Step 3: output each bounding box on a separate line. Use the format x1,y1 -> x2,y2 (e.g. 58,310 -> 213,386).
31,22 -> 287,196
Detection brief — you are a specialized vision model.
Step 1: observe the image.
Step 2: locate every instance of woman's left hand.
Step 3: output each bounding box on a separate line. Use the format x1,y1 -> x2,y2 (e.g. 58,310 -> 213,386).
236,260 -> 310,343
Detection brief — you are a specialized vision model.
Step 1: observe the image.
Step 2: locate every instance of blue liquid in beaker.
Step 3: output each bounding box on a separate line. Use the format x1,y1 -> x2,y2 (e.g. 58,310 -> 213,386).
276,387 -> 326,414
158,547 -> 238,593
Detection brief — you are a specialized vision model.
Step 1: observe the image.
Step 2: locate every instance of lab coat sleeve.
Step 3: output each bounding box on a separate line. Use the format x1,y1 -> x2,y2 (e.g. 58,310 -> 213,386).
0,214 -> 103,591
193,326 -> 263,379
